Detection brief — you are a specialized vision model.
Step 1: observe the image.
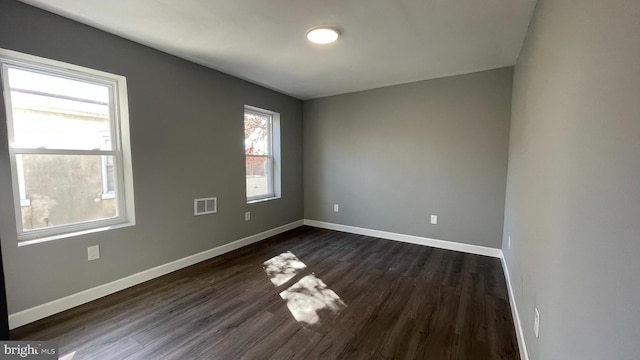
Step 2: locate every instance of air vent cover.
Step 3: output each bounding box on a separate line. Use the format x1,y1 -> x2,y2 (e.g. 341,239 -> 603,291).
194,197 -> 217,216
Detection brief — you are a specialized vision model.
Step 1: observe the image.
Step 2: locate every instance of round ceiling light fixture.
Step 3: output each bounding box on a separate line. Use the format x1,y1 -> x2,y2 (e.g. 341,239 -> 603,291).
306,27 -> 340,44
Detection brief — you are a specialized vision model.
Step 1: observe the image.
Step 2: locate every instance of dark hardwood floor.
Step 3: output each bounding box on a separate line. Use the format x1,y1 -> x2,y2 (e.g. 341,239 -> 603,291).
11,226 -> 520,359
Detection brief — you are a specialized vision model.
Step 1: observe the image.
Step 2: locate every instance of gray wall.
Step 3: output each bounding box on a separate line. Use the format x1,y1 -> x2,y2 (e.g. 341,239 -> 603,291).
304,68 -> 512,248
0,1 -> 303,314
503,0 -> 640,359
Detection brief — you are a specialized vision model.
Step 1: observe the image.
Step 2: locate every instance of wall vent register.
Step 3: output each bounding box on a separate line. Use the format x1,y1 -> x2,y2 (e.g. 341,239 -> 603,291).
194,197 -> 217,216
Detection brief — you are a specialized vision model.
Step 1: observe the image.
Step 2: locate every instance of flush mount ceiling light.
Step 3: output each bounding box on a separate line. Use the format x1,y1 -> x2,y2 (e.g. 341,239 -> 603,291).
306,27 -> 340,44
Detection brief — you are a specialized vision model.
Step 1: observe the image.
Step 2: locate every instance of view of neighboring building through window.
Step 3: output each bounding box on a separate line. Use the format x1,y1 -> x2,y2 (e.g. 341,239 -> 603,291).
0,49 -> 135,243
101,135 -> 115,199
244,106 -> 281,202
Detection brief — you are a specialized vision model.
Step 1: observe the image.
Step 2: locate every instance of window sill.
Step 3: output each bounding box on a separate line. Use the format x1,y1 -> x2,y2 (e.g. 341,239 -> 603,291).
18,221 -> 135,247
247,196 -> 281,204
101,192 -> 116,200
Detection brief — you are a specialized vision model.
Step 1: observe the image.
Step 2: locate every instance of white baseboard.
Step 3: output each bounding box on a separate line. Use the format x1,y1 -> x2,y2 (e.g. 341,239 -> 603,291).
303,219 -> 502,258
500,254 -> 529,360
8,219 -> 304,330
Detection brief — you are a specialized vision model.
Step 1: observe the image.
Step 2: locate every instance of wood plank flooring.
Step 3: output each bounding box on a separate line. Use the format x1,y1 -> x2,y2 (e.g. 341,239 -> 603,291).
11,226 -> 520,359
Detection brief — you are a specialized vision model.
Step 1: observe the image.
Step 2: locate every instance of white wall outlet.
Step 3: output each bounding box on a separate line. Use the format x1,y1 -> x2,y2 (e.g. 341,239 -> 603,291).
508,235 -> 511,248
334,204 -> 339,212
245,211 -> 251,221
87,245 -> 100,261
430,215 -> 438,225
534,307 -> 540,338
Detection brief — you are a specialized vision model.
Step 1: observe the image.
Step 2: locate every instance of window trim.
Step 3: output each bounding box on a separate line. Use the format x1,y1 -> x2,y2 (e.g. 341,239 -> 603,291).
244,105 -> 281,203
0,48 -> 136,245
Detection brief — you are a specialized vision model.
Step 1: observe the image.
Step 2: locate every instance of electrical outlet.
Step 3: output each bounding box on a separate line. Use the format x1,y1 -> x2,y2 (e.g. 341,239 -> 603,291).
245,212 -> 251,221
430,215 -> 438,225
508,235 -> 511,248
334,204 -> 339,212
87,245 -> 100,261
534,307 -> 540,338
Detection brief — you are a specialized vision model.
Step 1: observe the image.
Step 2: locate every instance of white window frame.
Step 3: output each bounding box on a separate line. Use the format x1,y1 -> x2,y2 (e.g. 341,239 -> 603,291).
0,48 -> 136,245
244,105 -> 281,203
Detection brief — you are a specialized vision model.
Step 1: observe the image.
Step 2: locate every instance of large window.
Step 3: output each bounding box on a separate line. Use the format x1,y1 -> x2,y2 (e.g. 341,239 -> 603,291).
0,49 -> 135,244
244,105 -> 281,202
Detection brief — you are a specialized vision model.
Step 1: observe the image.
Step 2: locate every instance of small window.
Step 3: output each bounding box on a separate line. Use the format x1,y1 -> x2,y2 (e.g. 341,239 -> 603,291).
0,49 -> 135,244
244,105 -> 281,202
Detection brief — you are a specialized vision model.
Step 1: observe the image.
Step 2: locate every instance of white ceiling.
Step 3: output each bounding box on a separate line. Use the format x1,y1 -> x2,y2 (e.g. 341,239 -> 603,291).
20,0 -> 537,100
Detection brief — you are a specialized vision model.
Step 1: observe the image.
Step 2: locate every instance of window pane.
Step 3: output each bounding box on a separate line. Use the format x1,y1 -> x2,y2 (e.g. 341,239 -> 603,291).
244,112 -> 270,155
19,154 -> 118,231
246,156 -> 271,198
7,67 -> 112,150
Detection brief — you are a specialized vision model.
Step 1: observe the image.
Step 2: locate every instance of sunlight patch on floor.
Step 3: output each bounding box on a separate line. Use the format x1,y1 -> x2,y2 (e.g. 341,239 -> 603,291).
279,274 -> 346,325
263,251 -> 307,286
264,251 -> 347,325
59,351 -> 76,360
